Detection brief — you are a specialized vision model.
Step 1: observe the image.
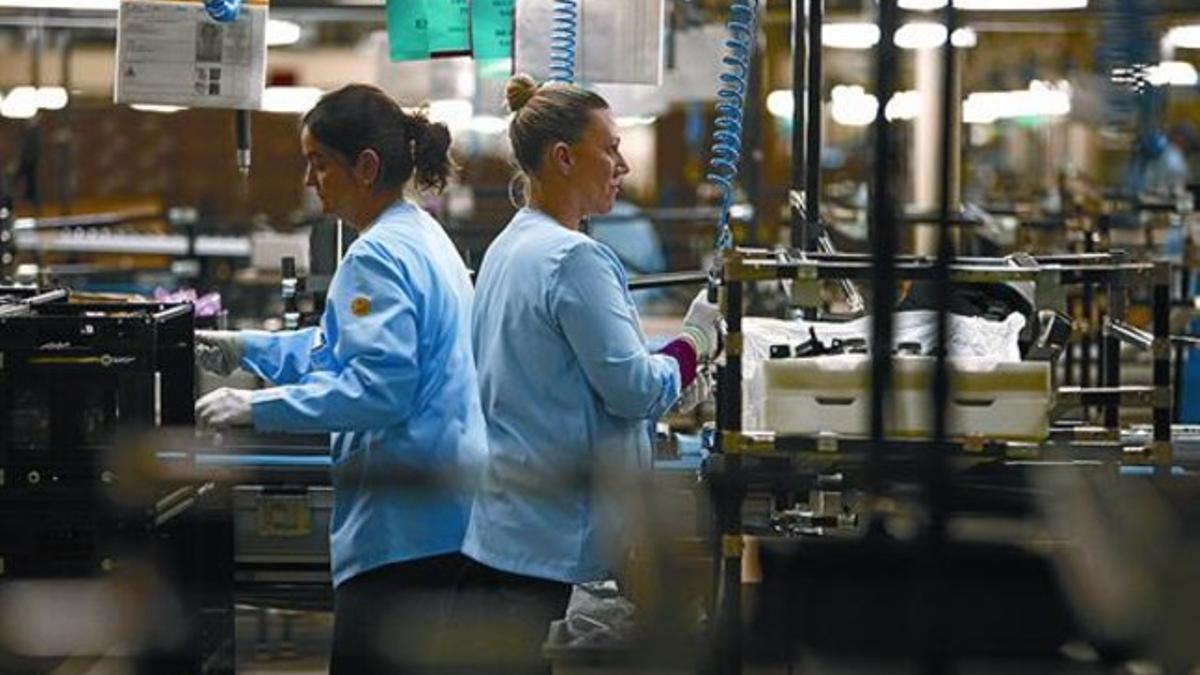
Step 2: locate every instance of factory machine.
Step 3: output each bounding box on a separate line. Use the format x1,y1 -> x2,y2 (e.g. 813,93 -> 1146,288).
0,294 -> 235,674
575,2 -> 1200,675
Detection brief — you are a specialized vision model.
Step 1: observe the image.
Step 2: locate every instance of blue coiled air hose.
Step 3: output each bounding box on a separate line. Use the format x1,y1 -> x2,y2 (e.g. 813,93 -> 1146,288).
548,0 -> 579,84
706,0 -> 758,252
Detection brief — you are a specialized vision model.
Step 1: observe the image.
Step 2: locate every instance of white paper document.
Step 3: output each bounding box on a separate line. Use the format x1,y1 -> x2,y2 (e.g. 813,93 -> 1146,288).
114,0 -> 267,110
514,0 -> 663,86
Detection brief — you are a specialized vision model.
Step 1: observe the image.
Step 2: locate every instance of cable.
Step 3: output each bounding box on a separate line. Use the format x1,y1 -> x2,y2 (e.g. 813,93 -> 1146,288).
706,0 -> 758,251
201,0 -> 249,181
548,0 -> 579,84
235,108 -> 252,179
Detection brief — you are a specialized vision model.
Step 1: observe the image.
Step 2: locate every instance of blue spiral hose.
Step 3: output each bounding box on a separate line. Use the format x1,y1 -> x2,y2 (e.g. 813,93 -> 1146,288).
707,0 -> 757,251
548,0 -> 579,84
203,0 -> 242,23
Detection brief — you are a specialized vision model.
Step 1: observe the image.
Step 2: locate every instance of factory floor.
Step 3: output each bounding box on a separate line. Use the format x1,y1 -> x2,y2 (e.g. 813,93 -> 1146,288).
235,608 -> 331,674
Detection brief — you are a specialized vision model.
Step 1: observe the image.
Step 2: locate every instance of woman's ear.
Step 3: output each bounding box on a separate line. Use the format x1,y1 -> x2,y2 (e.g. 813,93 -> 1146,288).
549,141 -> 573,176
354,148 -> 382,190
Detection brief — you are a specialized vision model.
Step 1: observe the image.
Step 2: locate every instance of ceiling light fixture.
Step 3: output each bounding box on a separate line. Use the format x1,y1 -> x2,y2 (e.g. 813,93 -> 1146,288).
35,86 -> 68,110
1165,25 -> 1200,50
1147,61 -> 1199,87
1,87 -> 38,119
260,86 -> 323,114
131,104 -> 185,114
899,0 -> 1086,9
266,19 -> 301,47
822,23 -> 880,49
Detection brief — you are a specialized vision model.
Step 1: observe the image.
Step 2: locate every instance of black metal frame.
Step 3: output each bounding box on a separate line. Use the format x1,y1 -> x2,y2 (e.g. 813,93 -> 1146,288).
702,1 -> 1176,669
0,299 -> 234,673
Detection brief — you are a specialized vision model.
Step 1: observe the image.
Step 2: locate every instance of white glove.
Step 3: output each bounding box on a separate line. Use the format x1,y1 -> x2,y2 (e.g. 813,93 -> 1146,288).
195,330 -> 244,375
675,367 -> 713,414
681,290 -> 723,360
195,387 -> 254,431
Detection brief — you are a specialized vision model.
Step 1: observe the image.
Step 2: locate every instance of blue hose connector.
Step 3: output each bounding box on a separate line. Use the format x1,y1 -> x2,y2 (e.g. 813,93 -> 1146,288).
204,0 -> 242,23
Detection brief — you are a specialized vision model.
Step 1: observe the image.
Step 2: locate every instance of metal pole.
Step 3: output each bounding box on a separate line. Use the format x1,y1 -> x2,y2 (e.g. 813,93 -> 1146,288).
1103,255 -> 1125,429
744,33 -> 764,246
867,0 -> 899,505
791,0 -> 822,251
929,1 -> 957,547
1081,231 -> 1095,419
714,277 -> 744,675
790,0 -> 806,248
804,0 -> 823,249
1153,262 -> 1172,464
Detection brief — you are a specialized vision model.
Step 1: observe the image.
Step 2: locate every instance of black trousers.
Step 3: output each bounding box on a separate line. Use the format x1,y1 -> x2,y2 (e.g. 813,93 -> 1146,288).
444,558 -> 573,675
329,552 -> 469,675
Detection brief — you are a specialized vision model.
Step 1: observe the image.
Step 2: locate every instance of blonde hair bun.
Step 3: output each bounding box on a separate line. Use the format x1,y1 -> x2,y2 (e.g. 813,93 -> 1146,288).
505,73 -> 539,113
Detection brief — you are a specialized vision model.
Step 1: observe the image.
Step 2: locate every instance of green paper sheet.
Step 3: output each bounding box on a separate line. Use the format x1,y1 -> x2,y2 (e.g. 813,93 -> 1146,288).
386,0 -> 429,62
426,0 -> 470,56
471,0 -> 514,60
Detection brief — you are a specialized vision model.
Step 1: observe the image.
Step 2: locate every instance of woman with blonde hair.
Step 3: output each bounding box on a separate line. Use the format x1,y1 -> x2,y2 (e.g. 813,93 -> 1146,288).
453,74 -> 721,674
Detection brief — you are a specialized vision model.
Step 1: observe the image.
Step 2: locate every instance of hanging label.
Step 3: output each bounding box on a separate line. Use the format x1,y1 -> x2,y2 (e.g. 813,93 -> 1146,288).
387,0 -> 469,61
385,0 -> 429,62
426,0 -> 470,57
114,0 -> 267,109
471,0 -> 513,61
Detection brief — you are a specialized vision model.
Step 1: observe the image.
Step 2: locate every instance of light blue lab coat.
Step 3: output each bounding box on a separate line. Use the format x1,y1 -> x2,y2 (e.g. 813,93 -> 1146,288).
240,200 -> 486,588
462,207 -> 680,584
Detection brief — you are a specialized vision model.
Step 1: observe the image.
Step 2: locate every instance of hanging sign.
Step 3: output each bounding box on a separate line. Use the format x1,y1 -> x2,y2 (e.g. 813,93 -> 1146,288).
471,0 -> 514,61
114,0 -> 267,109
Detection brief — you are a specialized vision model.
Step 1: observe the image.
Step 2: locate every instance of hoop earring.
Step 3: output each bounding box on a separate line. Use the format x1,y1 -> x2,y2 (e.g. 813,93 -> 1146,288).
507,172 -> 529,209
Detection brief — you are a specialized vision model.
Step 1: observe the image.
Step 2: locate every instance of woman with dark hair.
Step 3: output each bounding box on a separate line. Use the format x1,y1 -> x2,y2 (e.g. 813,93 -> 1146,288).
193,83 -> 486,674
453,74 -> 721,674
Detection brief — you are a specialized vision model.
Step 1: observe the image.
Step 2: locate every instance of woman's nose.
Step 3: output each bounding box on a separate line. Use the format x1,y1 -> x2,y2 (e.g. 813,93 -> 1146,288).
615,152 -> 630,177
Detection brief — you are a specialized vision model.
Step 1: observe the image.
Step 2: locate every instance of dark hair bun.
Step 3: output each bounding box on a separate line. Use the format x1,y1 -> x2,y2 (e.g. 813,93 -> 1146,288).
409,112 -> 454,194
505,73 -> 539,113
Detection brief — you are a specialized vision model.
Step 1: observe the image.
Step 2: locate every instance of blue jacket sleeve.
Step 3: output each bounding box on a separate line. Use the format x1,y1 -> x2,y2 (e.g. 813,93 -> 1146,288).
550,240 -> 680,420
240,328 -> 327,385
249,242 -> 422,434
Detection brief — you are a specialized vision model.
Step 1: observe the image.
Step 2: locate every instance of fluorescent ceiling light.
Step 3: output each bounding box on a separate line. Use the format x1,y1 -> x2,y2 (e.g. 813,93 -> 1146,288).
823,23 -> 880,49
261,86 -> 323,114
951,27 -> 977,47
824,22 -> 974,50
895,22 -> 947,49
772,86 -> 918,124
900,0 -> 1086,8
830,85 -> 877,126
885,90 -> 922,121
0,0 -> 118,9
131,104 -> 184,113
963,82 -> 1071,124
766,89 -> 794,119
616,116 -> 657,128
35,86 -> 68,110
266,19 -> 301,47
1147,61 -> 1199,87
1165,26 -> 1200,50
1,87 -> 38,119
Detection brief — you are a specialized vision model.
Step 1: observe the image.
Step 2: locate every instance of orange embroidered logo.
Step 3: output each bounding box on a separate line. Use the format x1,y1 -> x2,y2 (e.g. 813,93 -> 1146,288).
350,296 -> 371,317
